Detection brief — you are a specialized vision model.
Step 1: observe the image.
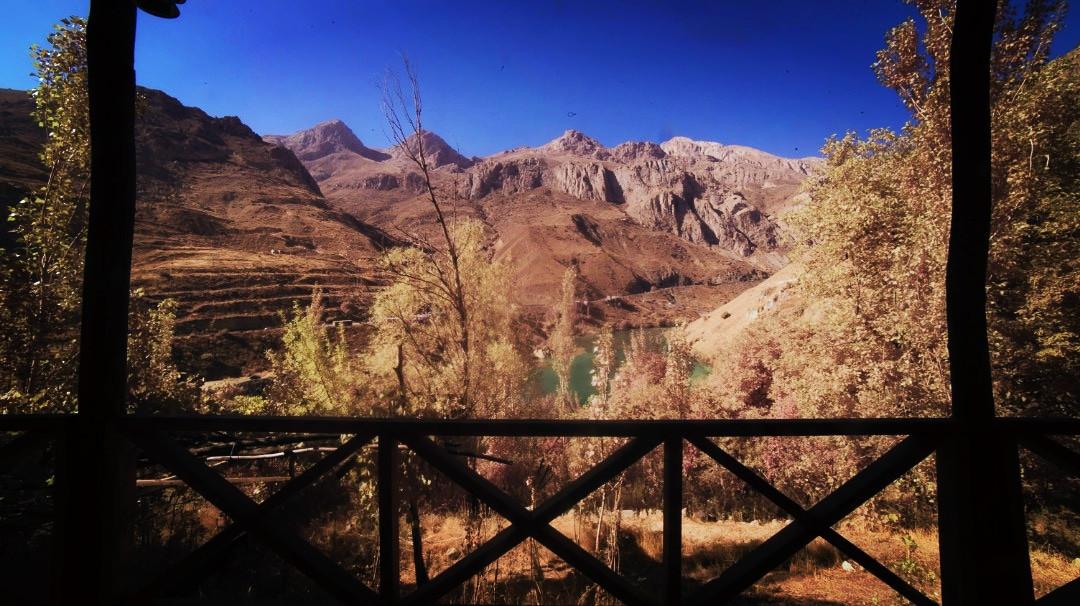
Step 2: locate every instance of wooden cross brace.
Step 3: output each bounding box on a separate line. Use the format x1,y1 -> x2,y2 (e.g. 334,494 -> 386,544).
400,434 -> 663,606
686,434 -> 938,606
126,429 -> 378,604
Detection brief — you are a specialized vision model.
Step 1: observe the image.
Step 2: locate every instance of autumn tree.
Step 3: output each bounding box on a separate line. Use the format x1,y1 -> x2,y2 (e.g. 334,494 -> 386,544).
662,330 -> 694,418
379,58 -> 480,417
551,264 -> 579,409
363,220 -> 529,419
985,19 -> 1079,417
712,1 -> 1076,421
372,60 -> 534,591
0,18 -> 90,411
263,290 -> 368,415
127,290 -> 201,413
590,325 -> 616,407
702,0 -> 1076,521
0,17 -> 193,413
788,0 -> 1076,418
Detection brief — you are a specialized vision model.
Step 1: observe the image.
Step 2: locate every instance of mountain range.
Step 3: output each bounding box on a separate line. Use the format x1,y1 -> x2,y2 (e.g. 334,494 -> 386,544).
0,87 -> 819,378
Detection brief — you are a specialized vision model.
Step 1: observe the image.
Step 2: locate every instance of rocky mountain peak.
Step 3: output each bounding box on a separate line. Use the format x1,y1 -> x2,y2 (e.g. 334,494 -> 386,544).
660,136 -> 730,160
660,136 -> 821,173
609,140 -> 667,162
264,119 -> 389,162
391,129 -> 474,169
544,129 -> 605,156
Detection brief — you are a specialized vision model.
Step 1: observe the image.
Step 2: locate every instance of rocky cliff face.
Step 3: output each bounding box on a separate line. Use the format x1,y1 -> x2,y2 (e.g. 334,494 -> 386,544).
266,121 -> 816,268
543,129 -> 607,158
259,118 -> 818,306
465,156 -> 548,198
609,140 -> 666,162
660,136 -> 819,195
610,158 -> 780,256
455,131 -> 814,266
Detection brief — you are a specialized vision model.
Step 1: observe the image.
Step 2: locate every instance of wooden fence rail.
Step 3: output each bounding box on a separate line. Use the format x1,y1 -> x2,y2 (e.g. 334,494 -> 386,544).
1,415 -> 1078,605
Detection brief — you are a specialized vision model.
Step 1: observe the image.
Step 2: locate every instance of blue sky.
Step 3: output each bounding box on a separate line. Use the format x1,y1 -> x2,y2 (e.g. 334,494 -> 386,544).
2,1 -> 1078,158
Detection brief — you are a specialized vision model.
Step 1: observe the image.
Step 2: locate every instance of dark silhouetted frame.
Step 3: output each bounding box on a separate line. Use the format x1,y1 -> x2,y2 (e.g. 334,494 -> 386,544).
0,1 -> 1077,604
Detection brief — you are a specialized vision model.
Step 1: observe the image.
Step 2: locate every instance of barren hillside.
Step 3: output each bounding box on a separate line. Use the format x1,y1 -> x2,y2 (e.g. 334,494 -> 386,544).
0,88 -> 395,378
0,89 -> 47,247
684,263 -> 804,360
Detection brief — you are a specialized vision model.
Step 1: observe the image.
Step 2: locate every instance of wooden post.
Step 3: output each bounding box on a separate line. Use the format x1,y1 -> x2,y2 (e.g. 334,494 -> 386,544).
379,434 -> 401,604
937,1 -> 1034,604
663,436 -> 683,606
51,1 -> 138,603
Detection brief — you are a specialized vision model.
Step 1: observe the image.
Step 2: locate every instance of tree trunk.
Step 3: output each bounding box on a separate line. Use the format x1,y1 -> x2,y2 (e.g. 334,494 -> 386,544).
407,496 -> 428,585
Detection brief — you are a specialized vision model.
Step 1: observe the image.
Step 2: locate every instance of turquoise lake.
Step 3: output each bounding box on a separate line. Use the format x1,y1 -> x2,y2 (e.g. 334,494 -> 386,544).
531,327 -> 711,404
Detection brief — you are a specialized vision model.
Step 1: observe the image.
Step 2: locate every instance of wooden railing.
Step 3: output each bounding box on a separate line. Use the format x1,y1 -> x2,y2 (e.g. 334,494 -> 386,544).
2,414 -> 1078,605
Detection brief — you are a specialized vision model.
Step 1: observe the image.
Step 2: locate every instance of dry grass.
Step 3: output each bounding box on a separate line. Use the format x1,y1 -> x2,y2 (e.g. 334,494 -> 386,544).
1031,549 -> 1080,599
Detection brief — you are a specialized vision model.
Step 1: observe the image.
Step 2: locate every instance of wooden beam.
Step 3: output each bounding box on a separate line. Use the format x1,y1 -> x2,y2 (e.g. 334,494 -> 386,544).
689,436 -> 936,606
131,433 -> 372,599
52,3 -> 138,603
79,0 -> 138,423
688,435 -> 936,606
378,434 -> 400,605
663,437 -> 682,606
1021,435 -> 1080,479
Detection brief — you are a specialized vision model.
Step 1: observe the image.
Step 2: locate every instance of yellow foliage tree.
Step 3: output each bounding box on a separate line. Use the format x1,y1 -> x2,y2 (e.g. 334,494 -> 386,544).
702,0 -> 1077,521
550,264 -> 579,409
365,219 -> 529,419
717,0 -> 1077,422
265,290 -> 367,415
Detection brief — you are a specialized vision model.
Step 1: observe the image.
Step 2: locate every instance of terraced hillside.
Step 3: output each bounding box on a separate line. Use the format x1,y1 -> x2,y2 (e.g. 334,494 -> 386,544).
133,251 -> 381,377
0,89 -> 47,247
0,87 -> 395,378
128,89 -> 401,377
